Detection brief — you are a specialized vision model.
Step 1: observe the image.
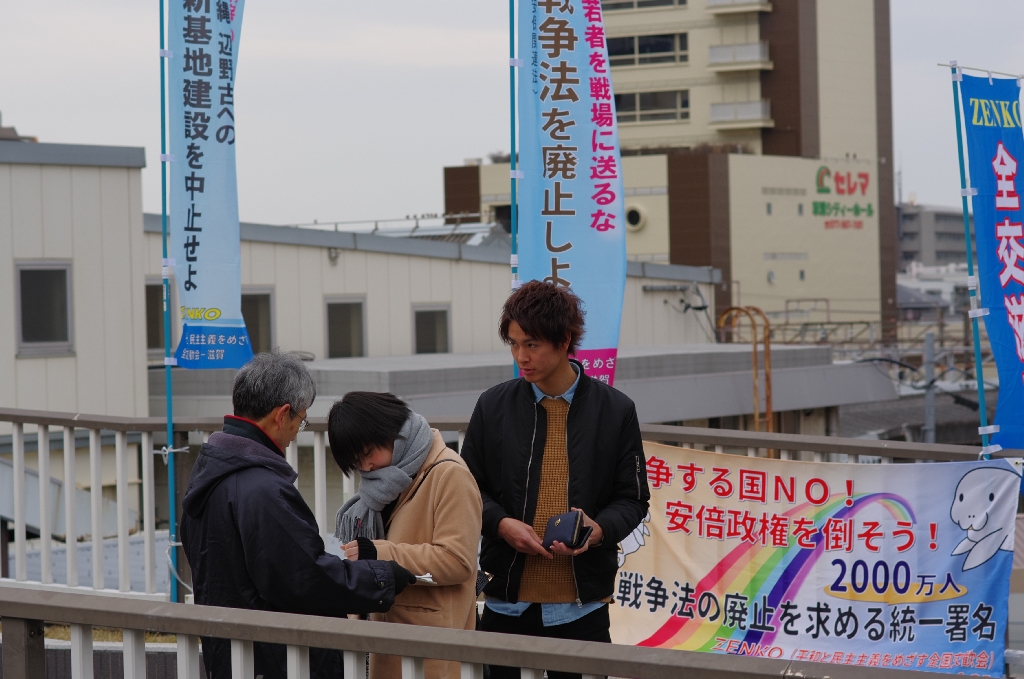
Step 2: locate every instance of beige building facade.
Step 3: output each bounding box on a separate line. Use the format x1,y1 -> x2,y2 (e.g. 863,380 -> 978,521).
0,142 -> 149,417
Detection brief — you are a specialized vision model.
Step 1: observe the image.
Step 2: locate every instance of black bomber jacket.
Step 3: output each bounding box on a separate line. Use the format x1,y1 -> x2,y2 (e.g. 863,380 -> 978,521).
461,361 -> 651,604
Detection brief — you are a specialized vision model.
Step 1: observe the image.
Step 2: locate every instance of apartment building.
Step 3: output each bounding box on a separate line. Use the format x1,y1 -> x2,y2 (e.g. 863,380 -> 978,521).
446,0 -> 896,333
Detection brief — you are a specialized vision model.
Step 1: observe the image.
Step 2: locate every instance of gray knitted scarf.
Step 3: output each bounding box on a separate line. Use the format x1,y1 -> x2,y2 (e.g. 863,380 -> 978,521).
334,413 -> 433,542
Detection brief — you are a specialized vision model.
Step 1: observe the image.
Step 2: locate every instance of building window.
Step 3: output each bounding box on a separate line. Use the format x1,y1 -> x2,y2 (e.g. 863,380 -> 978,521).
799,270 -> 806,281
615,90 -> 689,123
326,300 -> 365,358
16,261 -> 73,357
602,0 -> 685,11
146,284 -> 165,350
414,307 -> 450,354
797,203 -> 804,216
608,33 -> 687,67
241,291 -> 273,355
766,203 -> 772,216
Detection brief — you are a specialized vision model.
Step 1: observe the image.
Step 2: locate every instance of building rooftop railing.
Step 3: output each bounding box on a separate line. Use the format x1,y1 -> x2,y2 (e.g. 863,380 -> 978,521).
0,406 -> 1007,602
0,584 -> 958,679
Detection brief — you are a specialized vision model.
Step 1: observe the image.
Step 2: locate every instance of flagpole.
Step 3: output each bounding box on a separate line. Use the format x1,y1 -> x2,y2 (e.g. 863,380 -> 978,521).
159,0 -> 180,600
509,0 -> 520,379
948,62 -> 992,456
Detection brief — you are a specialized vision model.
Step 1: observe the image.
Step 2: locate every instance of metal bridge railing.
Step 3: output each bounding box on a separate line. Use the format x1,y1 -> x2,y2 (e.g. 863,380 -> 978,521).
0,408 -> 1006,601
0,585 -> 957,679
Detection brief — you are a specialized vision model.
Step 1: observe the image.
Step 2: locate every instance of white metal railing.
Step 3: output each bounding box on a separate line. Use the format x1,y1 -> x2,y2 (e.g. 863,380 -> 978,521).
0,585 -> 956,679
710,99 -> 771,123
0,408 -> 995,601
708,41 -> 769,64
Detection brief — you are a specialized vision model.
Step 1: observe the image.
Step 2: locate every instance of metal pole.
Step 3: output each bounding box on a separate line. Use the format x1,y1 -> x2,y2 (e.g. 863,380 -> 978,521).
509,0 -> 520,380
509,0 -> 519,290
949,64 -> 991,455
924,331 -> 936,444
160,0 -> 180,601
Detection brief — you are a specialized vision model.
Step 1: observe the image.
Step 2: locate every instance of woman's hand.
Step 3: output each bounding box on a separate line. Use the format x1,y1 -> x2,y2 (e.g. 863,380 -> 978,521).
343,540 -> 361,561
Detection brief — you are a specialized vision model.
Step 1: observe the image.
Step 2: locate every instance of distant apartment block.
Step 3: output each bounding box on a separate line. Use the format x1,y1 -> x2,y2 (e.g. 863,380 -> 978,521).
898,203 -> 975,269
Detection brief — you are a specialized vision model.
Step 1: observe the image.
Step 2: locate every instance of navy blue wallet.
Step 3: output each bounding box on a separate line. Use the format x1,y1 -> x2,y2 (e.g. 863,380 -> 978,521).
541,510 -> 593,551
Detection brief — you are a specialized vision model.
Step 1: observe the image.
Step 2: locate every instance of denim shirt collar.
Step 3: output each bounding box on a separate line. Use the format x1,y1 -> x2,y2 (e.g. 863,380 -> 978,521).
531,362 -> 581,404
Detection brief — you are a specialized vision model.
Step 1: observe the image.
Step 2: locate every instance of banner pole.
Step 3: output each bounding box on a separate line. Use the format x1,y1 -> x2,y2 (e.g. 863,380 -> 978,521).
159,0 -> 180,600
949,63 -> 991,455
509,0 -> 520,379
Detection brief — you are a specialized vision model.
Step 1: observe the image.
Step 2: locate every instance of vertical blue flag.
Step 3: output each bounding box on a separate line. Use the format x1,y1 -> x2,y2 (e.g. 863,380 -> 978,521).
169,0 -> 252,369
960,74 -> 1024,449
518,0 -> 626,385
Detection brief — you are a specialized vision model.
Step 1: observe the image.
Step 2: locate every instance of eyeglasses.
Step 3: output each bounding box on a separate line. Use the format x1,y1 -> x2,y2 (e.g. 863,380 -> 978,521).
298,416 -> 308,433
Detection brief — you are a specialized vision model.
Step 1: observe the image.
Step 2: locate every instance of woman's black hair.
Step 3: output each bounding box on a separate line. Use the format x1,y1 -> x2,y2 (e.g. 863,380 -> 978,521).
328,392 -> 411,474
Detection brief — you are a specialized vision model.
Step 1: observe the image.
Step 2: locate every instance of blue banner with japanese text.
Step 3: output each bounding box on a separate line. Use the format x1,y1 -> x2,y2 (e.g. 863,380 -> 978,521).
518,0 -> 626,385
169,0 -> 252,369
960,74 -> 1024,449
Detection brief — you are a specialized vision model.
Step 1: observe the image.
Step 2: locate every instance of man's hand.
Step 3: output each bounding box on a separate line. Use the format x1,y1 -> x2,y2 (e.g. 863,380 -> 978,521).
498,517 -> 552,558
549,508 -> 604,557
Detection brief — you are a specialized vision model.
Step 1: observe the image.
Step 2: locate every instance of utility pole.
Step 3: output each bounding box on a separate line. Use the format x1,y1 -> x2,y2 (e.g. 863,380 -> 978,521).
923,331 -> 936,444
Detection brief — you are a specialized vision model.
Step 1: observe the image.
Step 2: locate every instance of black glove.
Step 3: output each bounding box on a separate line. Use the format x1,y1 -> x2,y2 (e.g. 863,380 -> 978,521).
356,537 -> 377,561
388,561 -> 416,595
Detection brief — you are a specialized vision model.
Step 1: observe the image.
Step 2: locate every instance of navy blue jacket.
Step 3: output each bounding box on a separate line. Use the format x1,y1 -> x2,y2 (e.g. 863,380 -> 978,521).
181,417 -> 397,679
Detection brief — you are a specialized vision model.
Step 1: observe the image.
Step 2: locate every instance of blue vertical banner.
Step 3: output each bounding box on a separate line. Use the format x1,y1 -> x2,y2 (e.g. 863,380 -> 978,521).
960,75 -> 1024,449
518,0 -> 626,385
169,0 -> 253,368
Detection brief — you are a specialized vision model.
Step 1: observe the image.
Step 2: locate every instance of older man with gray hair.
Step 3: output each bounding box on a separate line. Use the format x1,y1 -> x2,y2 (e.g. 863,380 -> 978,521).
181,351 -> 415,679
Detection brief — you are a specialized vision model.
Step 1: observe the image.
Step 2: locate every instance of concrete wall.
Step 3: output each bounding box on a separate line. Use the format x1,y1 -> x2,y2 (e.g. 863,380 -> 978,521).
728,153 -> 881,322
815,0 -> 878,161
0,162 -> 148,417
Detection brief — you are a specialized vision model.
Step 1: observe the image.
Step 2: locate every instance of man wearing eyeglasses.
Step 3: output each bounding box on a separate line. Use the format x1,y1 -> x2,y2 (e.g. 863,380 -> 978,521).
180,350 -> 415,679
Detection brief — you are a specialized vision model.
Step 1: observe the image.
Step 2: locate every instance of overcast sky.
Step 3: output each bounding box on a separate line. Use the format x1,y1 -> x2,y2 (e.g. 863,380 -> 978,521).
0,1 -> 1021,224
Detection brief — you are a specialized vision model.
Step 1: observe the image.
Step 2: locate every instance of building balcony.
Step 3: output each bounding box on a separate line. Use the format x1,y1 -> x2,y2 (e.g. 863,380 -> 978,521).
705,0 -> 773,15
709,100 -> 774,129
708,41 -> 772,72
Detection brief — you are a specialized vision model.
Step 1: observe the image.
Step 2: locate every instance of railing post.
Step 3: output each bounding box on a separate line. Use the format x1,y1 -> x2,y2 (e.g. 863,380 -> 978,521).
64,426 -> 78,587
72,623 -> 94,679
12,422 -> 26,581
460,664 -> 483,679
343,651 -> 367,679
89,429 -> 103,589
401,657 -> 425,679
342,468 -> 355,503
141,431 -> 157,594
287,645 -> 310,679
287,441 -> 299,487
177,635 -> 201,679
519,670 -> 543,679
115,430 -> 131,592
123,629 -> 147,679
313,432 -> 328,536
1,617 -> 45,679
39,424 -> 53,584
232,640 -> 255,679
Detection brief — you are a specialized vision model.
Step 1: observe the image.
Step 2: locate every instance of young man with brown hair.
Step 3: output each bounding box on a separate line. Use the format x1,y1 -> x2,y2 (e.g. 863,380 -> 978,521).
461,281 -> 650,679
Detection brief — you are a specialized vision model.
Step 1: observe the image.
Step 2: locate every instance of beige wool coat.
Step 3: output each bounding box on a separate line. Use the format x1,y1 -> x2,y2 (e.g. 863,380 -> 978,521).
368,430 -> 483,679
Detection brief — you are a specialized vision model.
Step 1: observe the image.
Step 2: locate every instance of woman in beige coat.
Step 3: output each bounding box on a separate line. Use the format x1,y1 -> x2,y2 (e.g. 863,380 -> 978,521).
330,392 -> 482,679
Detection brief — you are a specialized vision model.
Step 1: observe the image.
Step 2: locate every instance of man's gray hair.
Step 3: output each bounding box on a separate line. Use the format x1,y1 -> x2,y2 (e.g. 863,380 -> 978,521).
232,350 -> 317,420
